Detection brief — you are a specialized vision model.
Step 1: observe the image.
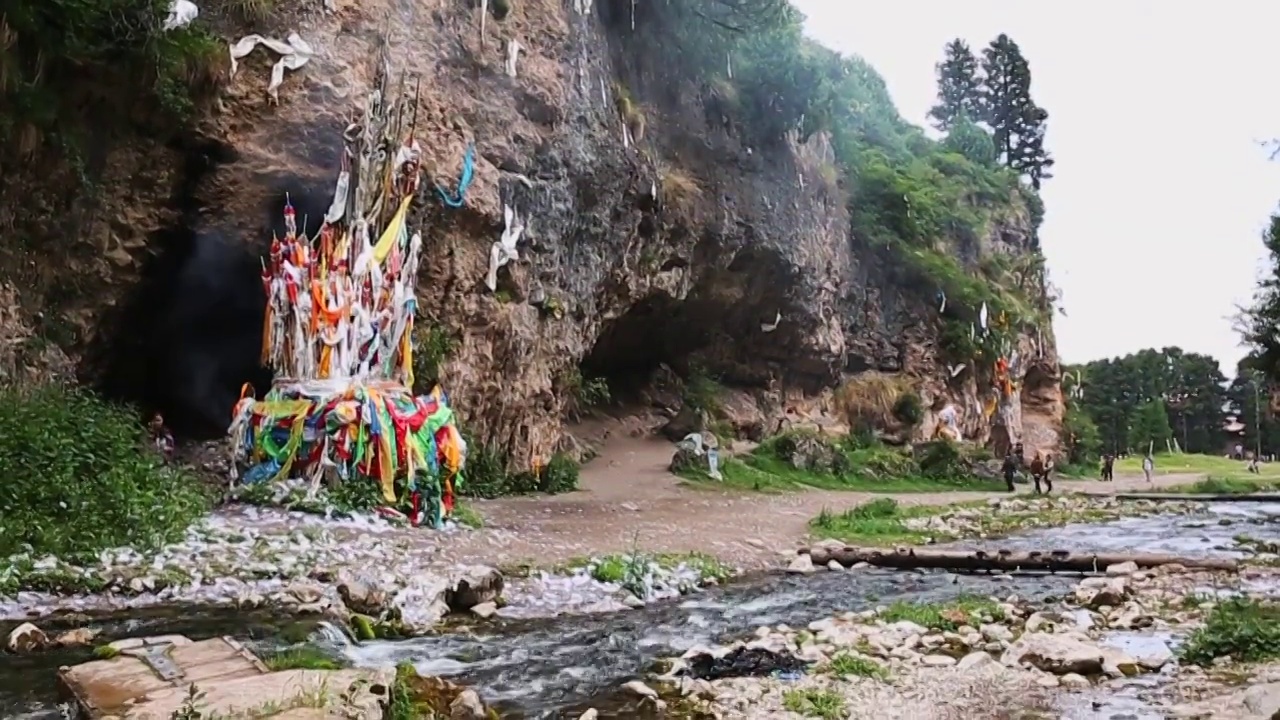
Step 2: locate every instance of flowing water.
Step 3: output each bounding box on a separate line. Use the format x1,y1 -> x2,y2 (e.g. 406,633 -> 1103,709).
4,502 -> 1278,719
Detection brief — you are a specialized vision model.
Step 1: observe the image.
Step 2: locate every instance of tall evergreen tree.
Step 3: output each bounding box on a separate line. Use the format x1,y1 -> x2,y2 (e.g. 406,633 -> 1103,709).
928,39 -> 983,131
1010,105 -> 1055,190
980,33 -> 1053,186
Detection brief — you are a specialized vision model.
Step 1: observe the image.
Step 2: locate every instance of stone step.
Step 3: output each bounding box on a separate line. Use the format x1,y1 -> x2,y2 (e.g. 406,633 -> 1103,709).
57,634 -> 390,719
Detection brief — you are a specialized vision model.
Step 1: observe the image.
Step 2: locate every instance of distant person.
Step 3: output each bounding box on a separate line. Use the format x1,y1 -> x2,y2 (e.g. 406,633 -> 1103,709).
1101,454 -> 1114,482
1142,454 -> 1154,483
1001,452 -> 1018,492
1248,457 -> 1260,474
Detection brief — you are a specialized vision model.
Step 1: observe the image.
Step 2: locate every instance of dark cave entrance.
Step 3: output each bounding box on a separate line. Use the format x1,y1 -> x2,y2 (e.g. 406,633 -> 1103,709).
93,137 -> 332,441
578,293 -> 712,406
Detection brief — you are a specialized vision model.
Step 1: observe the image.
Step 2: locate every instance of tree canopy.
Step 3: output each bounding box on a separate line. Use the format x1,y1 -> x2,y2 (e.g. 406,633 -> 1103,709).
1067,347 -> 1231,456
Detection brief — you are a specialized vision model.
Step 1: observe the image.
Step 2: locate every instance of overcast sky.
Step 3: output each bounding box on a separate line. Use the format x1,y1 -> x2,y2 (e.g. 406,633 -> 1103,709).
791,1 -> 1280,376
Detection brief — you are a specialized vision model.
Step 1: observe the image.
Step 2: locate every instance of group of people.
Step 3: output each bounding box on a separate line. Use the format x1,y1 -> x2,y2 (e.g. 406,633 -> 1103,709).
1099,453 -> 1155,482
1000,442 -> 1054,494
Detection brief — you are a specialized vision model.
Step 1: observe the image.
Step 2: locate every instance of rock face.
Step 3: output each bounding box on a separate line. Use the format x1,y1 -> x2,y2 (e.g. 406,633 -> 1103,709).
2,0 -> 1062,461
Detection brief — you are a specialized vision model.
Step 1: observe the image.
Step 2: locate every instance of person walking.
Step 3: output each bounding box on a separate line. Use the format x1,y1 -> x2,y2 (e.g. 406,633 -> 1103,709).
1001,452 -> 1018,492
1101,454 -> 1114,482
1142,454 -> 1154,483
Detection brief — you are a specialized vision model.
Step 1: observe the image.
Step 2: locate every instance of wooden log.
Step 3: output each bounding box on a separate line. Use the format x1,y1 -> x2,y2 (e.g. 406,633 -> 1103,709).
1115,492 -> 1280,502
801,545 -> 1237,573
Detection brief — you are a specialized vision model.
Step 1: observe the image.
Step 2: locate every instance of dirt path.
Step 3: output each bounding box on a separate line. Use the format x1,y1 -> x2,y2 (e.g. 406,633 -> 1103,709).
439,427 -> 1207,571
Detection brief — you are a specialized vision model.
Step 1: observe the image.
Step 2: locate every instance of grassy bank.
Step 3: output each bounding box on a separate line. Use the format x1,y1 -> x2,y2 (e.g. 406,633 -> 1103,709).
0,385 -> 210,563
1179,597 -> 1280,666
1116,453 -> 1280,483
809,495 -> 1166,547
677,432 -> 1003,494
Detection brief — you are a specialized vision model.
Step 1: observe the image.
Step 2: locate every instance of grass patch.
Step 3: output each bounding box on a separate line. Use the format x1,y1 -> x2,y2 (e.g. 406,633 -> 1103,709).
0,385 -> 211,562
1118,453 -> 1280,484
825,652 -> 888,680
580,551 -> 734,597
660,166 -> 704,214
879,593 -> 1004,631
811,499 -> 939,546
782,688 -> 846,719
1170,475 -> 1280,495
451,502 -> 484,529
810,494 -> 1161,547
1179,597 -> 1280,666
679,431 -> 999,494
263,645 -> 343,671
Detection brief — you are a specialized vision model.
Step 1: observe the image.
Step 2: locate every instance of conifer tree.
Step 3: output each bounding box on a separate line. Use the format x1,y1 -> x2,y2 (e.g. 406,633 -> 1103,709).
981,33 -> 1053,186
928,39 -> 982,131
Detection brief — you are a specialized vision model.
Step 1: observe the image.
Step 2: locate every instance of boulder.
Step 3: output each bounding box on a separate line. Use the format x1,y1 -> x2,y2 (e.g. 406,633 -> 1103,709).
337,573 -> 390,616
447,566 -> 504,611
5,622 -> 48,653
1001,632 -> 1107,675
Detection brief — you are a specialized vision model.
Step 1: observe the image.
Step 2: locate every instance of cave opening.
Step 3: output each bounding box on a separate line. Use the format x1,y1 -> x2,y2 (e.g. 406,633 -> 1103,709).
94,136 -> 332,441
579,293 -> 711,405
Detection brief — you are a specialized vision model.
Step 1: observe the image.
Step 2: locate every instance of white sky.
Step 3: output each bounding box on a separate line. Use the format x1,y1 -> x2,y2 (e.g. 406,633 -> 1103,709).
792,1 -> 1280,375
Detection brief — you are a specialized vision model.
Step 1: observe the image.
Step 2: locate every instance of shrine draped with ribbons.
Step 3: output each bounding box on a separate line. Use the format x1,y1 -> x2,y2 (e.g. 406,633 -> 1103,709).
226,59 -> 467,529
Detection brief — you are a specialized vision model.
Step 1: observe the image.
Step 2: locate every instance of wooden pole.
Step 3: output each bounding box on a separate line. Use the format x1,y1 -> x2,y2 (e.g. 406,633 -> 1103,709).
1115,492 -> 1280,502
801,545 -> 1237,573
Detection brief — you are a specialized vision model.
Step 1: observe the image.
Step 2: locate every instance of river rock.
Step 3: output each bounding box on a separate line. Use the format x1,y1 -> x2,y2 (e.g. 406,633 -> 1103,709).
980,623 -> 1014,643
450,688 -> 488,719
922,654 -> 957,667
623,680 -> 659,699
54,627 -> 98,647
5,622 -> 48,653
578,711 -> 599,720
389,575 -> 451,633
470,601 -> 498,619
1109,602 -> 1154,630
337,573 -> 390,616
1073,577 -> 1129,610
1001,632 -> 1107,675
1059,672 -> 1090,688
1106,561 -> 1139,577
786,554 -> 815,574
447,565 -> 504,611
957,651 -> 996,671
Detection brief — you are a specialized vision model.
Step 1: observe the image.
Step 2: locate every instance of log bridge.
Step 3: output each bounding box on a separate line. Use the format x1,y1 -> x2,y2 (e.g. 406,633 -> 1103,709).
801,545 -> 1238,573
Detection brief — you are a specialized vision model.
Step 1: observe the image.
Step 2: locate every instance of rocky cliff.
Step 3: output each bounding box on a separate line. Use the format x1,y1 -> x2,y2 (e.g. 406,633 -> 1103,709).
0,0 -> 1062,468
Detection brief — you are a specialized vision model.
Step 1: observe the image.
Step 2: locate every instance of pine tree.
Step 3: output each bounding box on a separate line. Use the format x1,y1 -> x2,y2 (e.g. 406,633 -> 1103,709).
928,39 -> 982,131
1010,105 -> 1054,189
980,34 -> 1028,165
981,33 -> 1052,187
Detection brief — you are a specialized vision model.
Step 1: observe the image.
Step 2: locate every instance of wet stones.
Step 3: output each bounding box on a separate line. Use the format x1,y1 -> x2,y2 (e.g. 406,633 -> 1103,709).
5,622 -> 48,653
683,645 -> 809,681
447,565 -> 505,612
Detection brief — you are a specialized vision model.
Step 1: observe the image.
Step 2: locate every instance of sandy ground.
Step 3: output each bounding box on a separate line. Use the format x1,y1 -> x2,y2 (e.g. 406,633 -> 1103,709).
434,419 -> 1206,571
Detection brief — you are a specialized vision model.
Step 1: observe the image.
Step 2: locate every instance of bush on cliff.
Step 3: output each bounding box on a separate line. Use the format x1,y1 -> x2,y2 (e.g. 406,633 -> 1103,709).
0,384 -> 210,561
1,0 -> 224,163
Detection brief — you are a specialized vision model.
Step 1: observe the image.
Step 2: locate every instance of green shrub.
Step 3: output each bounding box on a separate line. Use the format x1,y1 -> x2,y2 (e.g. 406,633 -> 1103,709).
891,392 -> 924,426
458,437 -> 579,498
0,385 -> 210,560
915,440 -> 968,479
1179,597 -> 1280,666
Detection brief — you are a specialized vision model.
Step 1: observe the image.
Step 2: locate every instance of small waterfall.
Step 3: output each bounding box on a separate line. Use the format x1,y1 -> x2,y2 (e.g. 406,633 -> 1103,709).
311,620 -> 356,649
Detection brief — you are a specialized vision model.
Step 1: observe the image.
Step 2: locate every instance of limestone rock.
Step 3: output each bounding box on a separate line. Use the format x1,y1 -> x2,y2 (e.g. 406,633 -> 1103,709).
447,566 -> 505,611
450,689 -> 488,720
1001,632 -> 1106,675
786,554 -> 815,574
5,622 -> 48,653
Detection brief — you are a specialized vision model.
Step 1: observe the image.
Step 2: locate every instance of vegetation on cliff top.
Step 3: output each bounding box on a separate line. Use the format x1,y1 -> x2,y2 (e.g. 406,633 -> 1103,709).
0,0 -> 224,168
620,0 -> 1057,368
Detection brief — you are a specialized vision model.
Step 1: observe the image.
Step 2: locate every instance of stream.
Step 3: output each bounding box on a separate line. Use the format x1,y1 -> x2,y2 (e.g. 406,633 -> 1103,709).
4,501 -> 1278,719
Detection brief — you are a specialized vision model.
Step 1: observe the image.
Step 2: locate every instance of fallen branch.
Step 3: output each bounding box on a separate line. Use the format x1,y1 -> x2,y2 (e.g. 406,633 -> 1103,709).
1115,492 -> 1280,502
801,545 -> 1237,573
